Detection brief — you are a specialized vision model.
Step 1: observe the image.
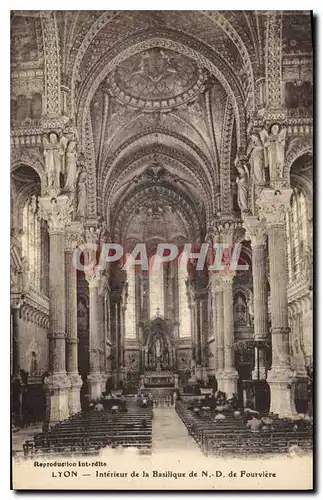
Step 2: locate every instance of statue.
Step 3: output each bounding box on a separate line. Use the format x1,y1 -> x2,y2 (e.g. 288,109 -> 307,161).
21,256 -> 29,292
43,133 -> 65,193
235,160 -> 249,212
76,168 -> 87,217
64,140 -> 78,192
29,351 -> 38,376
155,339 -> 161,358
260,125 -> 287,181
247,134 -> 266,184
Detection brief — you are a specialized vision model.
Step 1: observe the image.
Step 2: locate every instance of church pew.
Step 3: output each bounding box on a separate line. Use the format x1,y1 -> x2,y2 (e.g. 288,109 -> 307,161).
175,400 -> 312,457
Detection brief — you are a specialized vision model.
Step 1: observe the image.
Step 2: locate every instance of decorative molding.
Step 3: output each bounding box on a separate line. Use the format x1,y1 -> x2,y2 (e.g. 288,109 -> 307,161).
202,11 -> 255,110
265,12 -> 283,109
284,138 -> 313,180
41,12 -> 61,117
220,98 -> 234,213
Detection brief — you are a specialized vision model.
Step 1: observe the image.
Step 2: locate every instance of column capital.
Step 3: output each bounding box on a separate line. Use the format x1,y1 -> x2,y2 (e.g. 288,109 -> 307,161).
39,195 -> 73,234
11,292 -> 25,310
212,216 -> 245,245
65,221 -> 84,250
256,188 -> 293,228
220,273 -> 235,285
210,272 -> 235,290
85,273 -> 102,289
243,215 -> 267,247
47,332 -> 67,340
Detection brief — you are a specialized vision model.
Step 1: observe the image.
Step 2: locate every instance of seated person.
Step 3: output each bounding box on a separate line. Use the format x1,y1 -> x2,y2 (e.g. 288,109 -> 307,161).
246,415 -> 262,432
216,391 -> 227,404
119,394 -> 127,412
214,410 -> 226,421
227,393 -> 240,411
141,398 -> 148,407
293,418 -> 309,432
95,401 -> 104,411
261,416 -> 273,427
111,404 -> 119,413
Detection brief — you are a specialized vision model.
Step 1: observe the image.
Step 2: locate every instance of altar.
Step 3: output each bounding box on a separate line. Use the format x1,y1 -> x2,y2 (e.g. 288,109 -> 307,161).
140,317 -> 178,389
143,370 -> 174,387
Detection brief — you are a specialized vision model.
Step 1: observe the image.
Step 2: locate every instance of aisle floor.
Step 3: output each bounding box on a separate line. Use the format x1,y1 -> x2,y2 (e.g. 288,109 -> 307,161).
152,406 -> 202,454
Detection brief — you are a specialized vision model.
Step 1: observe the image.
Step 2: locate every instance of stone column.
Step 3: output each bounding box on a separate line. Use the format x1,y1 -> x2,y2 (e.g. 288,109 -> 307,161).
39,195 -> 72,423
11,297 -> 23,379
97,285 -> 108,394
208,278 -> 218,376
86,274 -> 102,400
221,274 -> 238,395
11,296 -> 24,425
65,240 -> 82,415
214,279 -> 225,389
243,216 -> 269,379
258,188 -> 297,416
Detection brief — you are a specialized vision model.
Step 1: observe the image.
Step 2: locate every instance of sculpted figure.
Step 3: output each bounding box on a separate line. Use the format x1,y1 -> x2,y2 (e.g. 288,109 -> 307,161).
43,133 -> 65,192
247,134 -> 266,184
235,160 -> 249,212
76,168 -> 87,217
64,140 -> 78,192
260,125 -> 287,181
155,339 -> 161,358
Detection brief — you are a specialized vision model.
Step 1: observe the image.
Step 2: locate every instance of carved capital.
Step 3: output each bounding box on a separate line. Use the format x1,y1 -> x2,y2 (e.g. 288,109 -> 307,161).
243,215 -> 267,247
256,188 -> 292,228
220,273 -> 235,286
65,221 -> 84,250
212,216 -> 244,244
85,272 -> 102,289
39,195 -> 73,234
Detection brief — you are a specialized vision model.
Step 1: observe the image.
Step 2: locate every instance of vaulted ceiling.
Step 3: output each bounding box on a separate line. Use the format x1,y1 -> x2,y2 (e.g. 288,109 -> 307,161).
11,10 -> 313,243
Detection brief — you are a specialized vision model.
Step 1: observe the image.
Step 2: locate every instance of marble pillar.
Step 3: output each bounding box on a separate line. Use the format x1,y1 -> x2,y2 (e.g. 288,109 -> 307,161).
258,188 -> 297,416
39,195 -> 72,423
11,299 -> 22,379
65,248 -> 82,415
97,290 -> 108,393
11,297 -> 24,425
243,216 -> 269,380
221,275 -> 238,395
214,278 -> 225,390
86,275 -> 102,400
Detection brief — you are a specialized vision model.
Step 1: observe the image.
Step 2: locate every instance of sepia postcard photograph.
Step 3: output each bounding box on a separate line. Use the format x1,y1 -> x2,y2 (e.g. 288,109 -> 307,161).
9,7 -> 314,491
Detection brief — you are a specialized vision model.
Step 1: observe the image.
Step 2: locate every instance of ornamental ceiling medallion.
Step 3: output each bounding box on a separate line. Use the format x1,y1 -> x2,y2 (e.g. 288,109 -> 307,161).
109,47 -> 206,111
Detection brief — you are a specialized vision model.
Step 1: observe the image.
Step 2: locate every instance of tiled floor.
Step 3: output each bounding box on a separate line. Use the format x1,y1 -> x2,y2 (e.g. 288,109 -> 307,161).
152,407 -> 201,453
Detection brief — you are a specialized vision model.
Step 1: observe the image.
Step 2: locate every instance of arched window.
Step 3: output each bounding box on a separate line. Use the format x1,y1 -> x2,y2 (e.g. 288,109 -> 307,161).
178,261 -> 191,337
286,188 -> 308,281
125,261 -> 137,339
149,255 -> 164,318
